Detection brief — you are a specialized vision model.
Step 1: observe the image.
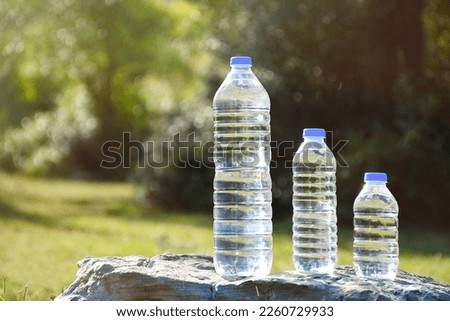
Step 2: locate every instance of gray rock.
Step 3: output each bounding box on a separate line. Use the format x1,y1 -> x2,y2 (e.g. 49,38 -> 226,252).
56,253 -> 450,301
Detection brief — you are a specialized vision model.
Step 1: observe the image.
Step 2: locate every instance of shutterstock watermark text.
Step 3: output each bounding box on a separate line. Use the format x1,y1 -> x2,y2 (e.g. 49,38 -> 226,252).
100,131 -> 348,169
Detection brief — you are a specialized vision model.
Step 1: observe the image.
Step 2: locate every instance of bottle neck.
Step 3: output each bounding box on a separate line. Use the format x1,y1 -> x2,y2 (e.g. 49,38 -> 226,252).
365,181 -> 386,186
363,181 -> 388,193
303,137 -> 325,142
231,65 -> 252,72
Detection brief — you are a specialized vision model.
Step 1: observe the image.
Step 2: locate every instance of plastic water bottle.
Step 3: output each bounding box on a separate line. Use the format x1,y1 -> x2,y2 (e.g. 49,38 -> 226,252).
292,128 -> 337,274
212,56 -> 272,278
353,172 -> 399,280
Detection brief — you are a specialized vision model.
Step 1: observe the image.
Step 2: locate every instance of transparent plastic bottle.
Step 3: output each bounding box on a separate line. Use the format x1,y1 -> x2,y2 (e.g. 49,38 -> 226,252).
353,172 -> 399,280
292,128 -> 337,274
212,56 -> 272,278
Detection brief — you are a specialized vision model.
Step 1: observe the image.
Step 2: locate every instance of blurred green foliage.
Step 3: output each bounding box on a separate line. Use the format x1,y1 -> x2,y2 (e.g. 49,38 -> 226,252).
0,0 -> 208,177
0,0 -> 449,227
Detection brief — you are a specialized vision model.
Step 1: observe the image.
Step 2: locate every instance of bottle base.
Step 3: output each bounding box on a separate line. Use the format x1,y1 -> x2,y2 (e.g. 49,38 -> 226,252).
293,258 -> 336,274
354,263 -> 397,280
214,251 -> 272,279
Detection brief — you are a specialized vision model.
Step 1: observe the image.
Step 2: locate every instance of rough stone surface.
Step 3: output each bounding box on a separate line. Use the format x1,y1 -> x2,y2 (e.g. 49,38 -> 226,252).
57,253 -> 450,301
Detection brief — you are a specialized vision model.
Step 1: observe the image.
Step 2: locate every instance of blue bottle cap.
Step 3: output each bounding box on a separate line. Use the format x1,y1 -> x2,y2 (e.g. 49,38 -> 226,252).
364,172 -> 388,182
230,56 -> 252,66
303,128 -> 326,138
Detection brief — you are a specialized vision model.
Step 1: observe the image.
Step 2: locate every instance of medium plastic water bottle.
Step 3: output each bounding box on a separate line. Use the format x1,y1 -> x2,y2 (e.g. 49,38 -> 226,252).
292,128 -> 337,274
353,172 -> 399,280
212,56 -> 272,278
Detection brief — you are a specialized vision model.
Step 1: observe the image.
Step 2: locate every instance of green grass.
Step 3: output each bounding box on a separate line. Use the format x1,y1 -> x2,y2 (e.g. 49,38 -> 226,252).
0,171 -> 449,300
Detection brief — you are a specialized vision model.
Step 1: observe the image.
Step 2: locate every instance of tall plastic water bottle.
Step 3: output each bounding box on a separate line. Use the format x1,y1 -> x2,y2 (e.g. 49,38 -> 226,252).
353,172 -> 399,280
292,128 -> 337,274
212,56 -> 272,278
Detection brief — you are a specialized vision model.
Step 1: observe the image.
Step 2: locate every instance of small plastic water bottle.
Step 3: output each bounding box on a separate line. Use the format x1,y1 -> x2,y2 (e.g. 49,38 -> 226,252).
353,172 -> 399,280
292,128 -> 337,274
212,56 -> 272,278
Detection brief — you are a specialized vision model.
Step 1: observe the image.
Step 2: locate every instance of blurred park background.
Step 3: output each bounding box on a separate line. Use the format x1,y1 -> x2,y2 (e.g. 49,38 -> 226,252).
0,0 -> 449,299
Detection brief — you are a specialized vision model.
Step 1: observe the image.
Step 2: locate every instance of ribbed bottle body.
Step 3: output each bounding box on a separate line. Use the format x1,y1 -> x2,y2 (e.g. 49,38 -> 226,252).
353,179 -> 399,280
292,136 -> 337,274
213,62 -> 272,278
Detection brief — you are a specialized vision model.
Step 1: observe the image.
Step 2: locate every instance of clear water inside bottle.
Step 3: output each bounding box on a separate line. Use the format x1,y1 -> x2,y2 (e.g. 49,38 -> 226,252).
353,192 -> 399,280
292,140 -> 337,274
213,98 -> 272,278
